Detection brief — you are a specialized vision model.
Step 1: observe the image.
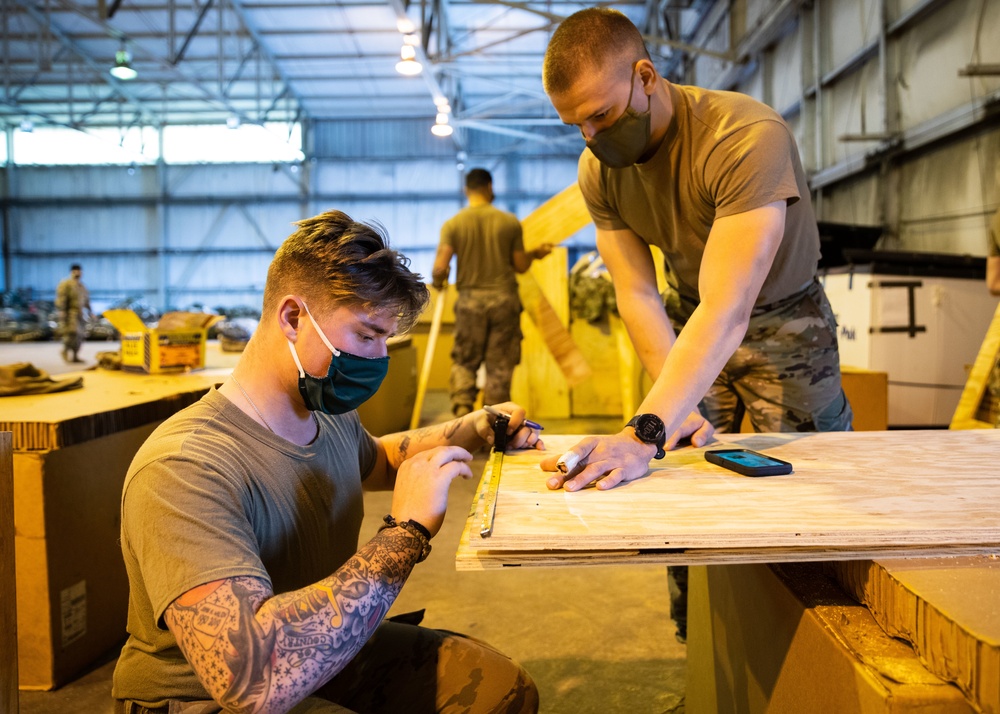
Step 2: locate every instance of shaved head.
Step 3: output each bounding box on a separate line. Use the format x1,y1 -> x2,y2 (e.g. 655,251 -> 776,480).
543,8 -> 650,96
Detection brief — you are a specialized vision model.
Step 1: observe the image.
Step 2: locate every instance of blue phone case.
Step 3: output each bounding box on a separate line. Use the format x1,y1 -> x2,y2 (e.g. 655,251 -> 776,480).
704,448 -> 793,477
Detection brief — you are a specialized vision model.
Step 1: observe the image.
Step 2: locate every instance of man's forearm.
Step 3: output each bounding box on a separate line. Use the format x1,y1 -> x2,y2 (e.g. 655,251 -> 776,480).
617,291 -> 676,382
638,303 -> 748,436
168,527 -> 424,714
381,414 -> 483,470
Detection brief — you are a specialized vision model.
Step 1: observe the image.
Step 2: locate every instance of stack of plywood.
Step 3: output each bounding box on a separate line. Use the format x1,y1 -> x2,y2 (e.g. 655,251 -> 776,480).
458,430 -> 1000,570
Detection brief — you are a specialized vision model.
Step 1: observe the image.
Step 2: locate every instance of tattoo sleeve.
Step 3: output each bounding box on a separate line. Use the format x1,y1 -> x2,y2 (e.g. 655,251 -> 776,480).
165,527 -> 424,714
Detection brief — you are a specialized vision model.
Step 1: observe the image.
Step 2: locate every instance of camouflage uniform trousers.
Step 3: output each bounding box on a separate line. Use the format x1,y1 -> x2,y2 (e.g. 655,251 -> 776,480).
114,621 -> 539,714
664,278 -> 853,641
450,289 -> 522,413
60,310 -> 85,354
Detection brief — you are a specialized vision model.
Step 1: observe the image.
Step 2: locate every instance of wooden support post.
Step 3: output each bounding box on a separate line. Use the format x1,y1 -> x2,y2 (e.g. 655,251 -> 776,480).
410,287 -> 447,429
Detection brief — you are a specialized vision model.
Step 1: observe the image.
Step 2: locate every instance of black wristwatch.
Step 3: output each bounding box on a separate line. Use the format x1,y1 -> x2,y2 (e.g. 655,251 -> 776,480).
626,413 -> 667,459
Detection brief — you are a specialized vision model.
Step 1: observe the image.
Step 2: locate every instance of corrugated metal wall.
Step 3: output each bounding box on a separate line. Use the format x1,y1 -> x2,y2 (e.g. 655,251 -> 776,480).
3,0 -> 997,309
699,0 -> 999,255
2,147 -> 580,310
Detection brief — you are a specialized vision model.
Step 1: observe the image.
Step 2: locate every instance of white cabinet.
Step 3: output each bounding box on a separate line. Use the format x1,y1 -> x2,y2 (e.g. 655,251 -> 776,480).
823,269 -> 995,427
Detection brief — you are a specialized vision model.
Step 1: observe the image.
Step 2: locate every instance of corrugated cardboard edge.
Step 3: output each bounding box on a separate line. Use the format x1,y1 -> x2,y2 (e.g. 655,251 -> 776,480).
828,559 -> 1000,713
0,386 -> 209,451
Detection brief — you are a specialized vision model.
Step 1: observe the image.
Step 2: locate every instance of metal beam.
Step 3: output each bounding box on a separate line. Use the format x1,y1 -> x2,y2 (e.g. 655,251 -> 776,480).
475,0 -> 736,62
11,0 -> 163,125
227,0 -> 309,122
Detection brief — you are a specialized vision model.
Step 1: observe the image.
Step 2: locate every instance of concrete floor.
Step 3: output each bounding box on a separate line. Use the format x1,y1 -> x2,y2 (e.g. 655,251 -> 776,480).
4,340 -> 687,714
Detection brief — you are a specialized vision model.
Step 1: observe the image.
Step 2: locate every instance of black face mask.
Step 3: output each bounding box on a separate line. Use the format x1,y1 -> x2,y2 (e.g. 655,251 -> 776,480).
585,63 -> 652,169
287,301 -> 389,415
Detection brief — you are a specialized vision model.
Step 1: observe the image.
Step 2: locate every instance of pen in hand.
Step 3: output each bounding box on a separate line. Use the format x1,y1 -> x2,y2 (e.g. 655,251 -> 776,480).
482,404 -> 544,431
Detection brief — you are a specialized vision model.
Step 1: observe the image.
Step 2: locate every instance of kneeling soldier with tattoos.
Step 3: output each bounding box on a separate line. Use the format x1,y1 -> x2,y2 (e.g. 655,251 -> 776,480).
112,211 -> 541,714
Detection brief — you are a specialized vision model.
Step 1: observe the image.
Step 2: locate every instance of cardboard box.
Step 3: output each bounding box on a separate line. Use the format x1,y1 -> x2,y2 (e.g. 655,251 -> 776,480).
14,423 -> 159,689
2,370 -> 219,690
104,310 -> 223,374
356,336 -> 417,436
687,563 -> 974,713
829,558 -> 1000,714
1,433 -> 18,711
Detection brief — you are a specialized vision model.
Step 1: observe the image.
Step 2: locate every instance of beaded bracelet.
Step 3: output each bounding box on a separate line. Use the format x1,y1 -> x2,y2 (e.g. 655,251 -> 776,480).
378,514 -> 432,563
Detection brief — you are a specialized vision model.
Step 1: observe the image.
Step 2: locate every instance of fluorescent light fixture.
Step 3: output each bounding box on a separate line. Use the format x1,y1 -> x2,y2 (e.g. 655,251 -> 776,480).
431,123 -> 454,137
226,115 -> 241,129
397,18 -> 416,34
433,96 -> 450,107
395,45 -> 423,76
403,33 -> 420,46
110,48 -> 138,81
436,112 -> 450,124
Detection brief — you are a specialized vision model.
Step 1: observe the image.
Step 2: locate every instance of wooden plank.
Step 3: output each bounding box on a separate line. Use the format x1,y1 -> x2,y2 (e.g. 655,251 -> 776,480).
0,432 -> 17,714
520,183 -> 591,252
410,288 -> 447,429
455,430 -> 1000,568
951,301 -> 1000,429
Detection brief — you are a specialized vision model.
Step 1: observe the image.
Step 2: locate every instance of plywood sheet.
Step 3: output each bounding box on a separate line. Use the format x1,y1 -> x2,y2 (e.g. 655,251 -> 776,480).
457,431 -> 1000,569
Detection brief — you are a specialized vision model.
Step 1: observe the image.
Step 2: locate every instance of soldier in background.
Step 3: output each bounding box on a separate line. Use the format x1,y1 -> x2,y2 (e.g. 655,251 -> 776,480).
432,168 -> 552,417
55,263 -> 92,363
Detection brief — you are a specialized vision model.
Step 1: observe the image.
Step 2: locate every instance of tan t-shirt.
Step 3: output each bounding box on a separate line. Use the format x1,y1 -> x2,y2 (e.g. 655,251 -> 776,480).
579,81 -> 820,306
112,388 -> 377,706
440,203 -> 524,292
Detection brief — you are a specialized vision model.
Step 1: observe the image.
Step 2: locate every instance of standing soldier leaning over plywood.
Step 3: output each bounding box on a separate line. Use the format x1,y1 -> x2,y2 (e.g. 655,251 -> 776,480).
433,168 -> 553,417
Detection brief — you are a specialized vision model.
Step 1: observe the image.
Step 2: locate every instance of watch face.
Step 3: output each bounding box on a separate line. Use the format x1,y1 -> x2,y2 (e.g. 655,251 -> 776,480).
634,414 -> 665,442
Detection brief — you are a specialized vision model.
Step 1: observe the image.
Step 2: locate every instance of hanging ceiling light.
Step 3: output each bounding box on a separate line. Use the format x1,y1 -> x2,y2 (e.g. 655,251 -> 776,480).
431,112 -> 453,137
110,46 -> 137,81
226,114 -> 241,129
395,45 -> 423,76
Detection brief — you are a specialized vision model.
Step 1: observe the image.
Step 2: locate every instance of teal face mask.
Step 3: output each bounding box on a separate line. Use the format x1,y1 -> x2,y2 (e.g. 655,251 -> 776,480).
287,301 -> 389,415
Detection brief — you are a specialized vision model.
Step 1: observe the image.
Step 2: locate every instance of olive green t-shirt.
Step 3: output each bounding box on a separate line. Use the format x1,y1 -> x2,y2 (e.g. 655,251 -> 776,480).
989,207 -> 1000,258
440,203 -> 524,292
112,388 -> 377,706
579,81 -> 820,306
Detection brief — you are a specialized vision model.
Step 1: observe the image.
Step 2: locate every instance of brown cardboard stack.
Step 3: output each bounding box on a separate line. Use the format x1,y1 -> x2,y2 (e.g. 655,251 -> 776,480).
829,558 -> 1000,713
687,563 -> 974,713
4,370 -> 218,689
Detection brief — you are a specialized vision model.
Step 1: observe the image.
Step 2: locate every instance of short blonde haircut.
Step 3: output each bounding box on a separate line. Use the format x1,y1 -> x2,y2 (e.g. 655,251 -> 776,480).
263,210 -> 429,332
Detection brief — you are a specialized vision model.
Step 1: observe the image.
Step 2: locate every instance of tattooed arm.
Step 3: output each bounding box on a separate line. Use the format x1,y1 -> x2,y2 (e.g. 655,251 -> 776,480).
165,526 -> 424,714
365,402 -> 542,492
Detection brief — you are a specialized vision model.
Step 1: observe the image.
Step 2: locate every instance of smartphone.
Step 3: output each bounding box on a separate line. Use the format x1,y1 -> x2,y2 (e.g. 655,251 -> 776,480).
704,448 -> 793,477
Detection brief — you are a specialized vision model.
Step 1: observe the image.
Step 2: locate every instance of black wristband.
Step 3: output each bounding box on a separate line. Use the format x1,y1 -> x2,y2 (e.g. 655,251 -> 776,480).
379,514 -> 432,562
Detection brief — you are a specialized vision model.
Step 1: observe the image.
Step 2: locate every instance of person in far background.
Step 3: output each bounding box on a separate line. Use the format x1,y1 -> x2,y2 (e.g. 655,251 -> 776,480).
987,206 -> 1000,296
432,168 -> 553,417
55,263 -> 92,363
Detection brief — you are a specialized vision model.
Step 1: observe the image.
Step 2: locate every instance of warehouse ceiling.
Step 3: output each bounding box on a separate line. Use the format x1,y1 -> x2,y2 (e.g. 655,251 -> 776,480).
0,0 -> 719,148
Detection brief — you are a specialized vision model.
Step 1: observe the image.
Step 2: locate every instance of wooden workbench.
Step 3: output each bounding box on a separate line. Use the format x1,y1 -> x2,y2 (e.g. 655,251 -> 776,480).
457,430 -> 1000,570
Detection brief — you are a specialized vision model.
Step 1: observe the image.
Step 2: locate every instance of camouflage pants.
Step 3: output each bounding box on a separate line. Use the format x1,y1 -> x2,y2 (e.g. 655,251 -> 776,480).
315,621 -> 538,713
665,278 -> 853,433
665,279 -> 852,641
115,622 -> 538,714
451,289 -> 522,412
60,311 -> 84,353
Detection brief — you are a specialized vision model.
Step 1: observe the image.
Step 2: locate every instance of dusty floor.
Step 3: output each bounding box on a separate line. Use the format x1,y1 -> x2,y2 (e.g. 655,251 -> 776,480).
4,340 -> 687,714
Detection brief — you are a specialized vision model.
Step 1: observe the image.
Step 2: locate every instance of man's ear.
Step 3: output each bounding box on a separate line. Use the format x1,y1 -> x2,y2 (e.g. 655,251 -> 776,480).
276,296 -> 303,341
637,59 -> 658,93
